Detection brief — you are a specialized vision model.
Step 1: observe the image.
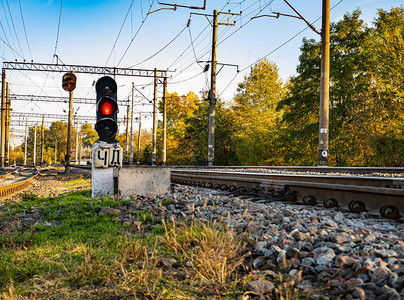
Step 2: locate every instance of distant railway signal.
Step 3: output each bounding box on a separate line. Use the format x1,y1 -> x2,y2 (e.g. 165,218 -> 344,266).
95,76 -> 118,143
62,72 -> 76,92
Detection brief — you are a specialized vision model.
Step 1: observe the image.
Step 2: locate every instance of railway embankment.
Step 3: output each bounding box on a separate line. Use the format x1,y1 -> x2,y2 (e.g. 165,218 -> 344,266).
0,177 -> 403,299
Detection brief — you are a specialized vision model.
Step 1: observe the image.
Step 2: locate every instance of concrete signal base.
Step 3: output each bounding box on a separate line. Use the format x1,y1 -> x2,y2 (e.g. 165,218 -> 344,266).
118,167 -> 171,197
92,141 -> 171,197
92,141 -> 120,197
92,165 -> 171,198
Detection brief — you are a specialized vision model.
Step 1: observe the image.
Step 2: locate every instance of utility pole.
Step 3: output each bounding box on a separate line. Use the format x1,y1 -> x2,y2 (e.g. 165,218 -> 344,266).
24,118 -> 27,166
78,135 -> 82,165
54,138 -> 57,164
162,77 -> 167,166
207,10 -> 218,166
137,117 -> 142,166
1,69 -> 5,168
191,10 -> 240,166
129,83 -> 135,165
318,0 -> 330,166
151,68 -> 157,166
75,119 -> 79,165
125,103 -> 130,164
5,82 -> 9,166
65,90 -> 73,173
40,115 -> 44,166
33,125 -> 37,166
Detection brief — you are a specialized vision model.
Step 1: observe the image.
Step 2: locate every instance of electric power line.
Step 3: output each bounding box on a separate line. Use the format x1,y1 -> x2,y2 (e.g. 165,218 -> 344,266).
5,0 -> 25,58
129,22 -> 188,68
53,0 -> 63,56
18,0 -> 32,59
220,0 -> 346,95
116,0 -> 156,67
105,0 -> 136,66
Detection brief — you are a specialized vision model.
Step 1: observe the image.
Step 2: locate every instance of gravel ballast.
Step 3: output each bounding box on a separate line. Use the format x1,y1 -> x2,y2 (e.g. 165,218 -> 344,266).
1,172 -> 403,299
116,185 -> 404,299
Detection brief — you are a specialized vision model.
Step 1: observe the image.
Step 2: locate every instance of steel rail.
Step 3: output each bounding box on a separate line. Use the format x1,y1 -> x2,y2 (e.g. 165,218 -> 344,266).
171,169 -> 404,220
0,167 -> 21,179
170,166 -> 404,175
0,171 -> 38,197
0,166 -> 62,197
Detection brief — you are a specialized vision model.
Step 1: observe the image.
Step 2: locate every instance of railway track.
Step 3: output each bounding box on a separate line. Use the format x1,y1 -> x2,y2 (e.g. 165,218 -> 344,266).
0,166 -> 64,198
70,164 -> 404,219
171,167 -> 404,220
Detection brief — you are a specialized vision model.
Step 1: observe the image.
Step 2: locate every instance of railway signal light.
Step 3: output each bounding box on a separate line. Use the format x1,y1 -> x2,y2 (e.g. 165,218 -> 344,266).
95,76 -> 118,143
62,72 -> 77,92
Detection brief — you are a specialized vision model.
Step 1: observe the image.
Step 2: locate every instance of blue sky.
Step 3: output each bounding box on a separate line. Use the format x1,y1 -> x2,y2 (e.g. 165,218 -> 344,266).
1,0 -> 402,141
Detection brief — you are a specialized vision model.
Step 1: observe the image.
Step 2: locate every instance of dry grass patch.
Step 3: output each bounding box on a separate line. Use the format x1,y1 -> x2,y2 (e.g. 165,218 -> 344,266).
161,217 -> 247,287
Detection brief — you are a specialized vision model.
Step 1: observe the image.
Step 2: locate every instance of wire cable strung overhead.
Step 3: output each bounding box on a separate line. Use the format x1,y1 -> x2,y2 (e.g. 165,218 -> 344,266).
53,0 -> 63,57
220,0 -> 346,95
3,0 -> 25,58
166,0 -> 273,84
18,0 -> 32,59
128,21 -> 189,68
105,0 -> 136,67
116,0 -> 156,67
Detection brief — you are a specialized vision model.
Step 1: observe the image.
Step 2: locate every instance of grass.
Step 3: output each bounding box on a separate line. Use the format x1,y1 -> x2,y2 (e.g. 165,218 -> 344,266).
0,185 -> 309,299
63,177 -> 90,188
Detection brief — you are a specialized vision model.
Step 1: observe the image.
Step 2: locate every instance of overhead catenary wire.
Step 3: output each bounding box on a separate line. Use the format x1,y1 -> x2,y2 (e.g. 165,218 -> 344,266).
188,20 -> 205,69
1,0 -> 17,56
129,22 -> 188,68
105,0 -> 136,67
18,0 -> 32,59
167,0 -> 273,84
53,0 -> 63,57
220,0 -> 346,95
116,0 -> 156,67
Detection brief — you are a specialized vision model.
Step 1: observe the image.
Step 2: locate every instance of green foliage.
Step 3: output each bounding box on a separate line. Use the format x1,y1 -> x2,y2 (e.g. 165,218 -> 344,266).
21,192 -> 38,202
232,59 -> 286,165
277,7 -> 404,166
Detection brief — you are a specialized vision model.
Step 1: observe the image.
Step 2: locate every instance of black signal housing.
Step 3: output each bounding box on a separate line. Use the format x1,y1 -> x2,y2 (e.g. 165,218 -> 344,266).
62,72 -> 77,92
95,76 -> 118,143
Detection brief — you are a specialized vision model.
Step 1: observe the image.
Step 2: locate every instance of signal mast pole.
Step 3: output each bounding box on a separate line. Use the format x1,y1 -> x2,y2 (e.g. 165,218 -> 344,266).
66,90 -> 73,173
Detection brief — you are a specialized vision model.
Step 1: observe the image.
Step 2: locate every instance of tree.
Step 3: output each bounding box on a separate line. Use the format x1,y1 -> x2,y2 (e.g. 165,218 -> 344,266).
278,7 -> 404,166
184,95 -> 239,166
80,122 -> 98,149
157,91 -> 200,165
232,59 -> 286,165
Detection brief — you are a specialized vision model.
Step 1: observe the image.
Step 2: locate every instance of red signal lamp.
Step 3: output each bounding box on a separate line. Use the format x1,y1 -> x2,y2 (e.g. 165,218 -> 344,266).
98,97 -> 117,116
101,101 -> 112,115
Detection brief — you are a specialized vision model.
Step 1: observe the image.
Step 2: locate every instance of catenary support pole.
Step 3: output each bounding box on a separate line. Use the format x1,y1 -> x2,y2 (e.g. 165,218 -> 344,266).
24,118 -> 28,165
5,82 -> 9,165
1,69 -> 5,167
207,10 -> 218,166
75,120 -> 79,164
125,103 -> 130,164
151,68 -> 157,166
78,135 -> 81,165
318,0 -> 330,166
129,83 -> 134,165
136,118 -> 141,166
40,115 -> 44,166
65,90 -> 73,174
162,77 -> 167,166
33,125 -> 37,166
